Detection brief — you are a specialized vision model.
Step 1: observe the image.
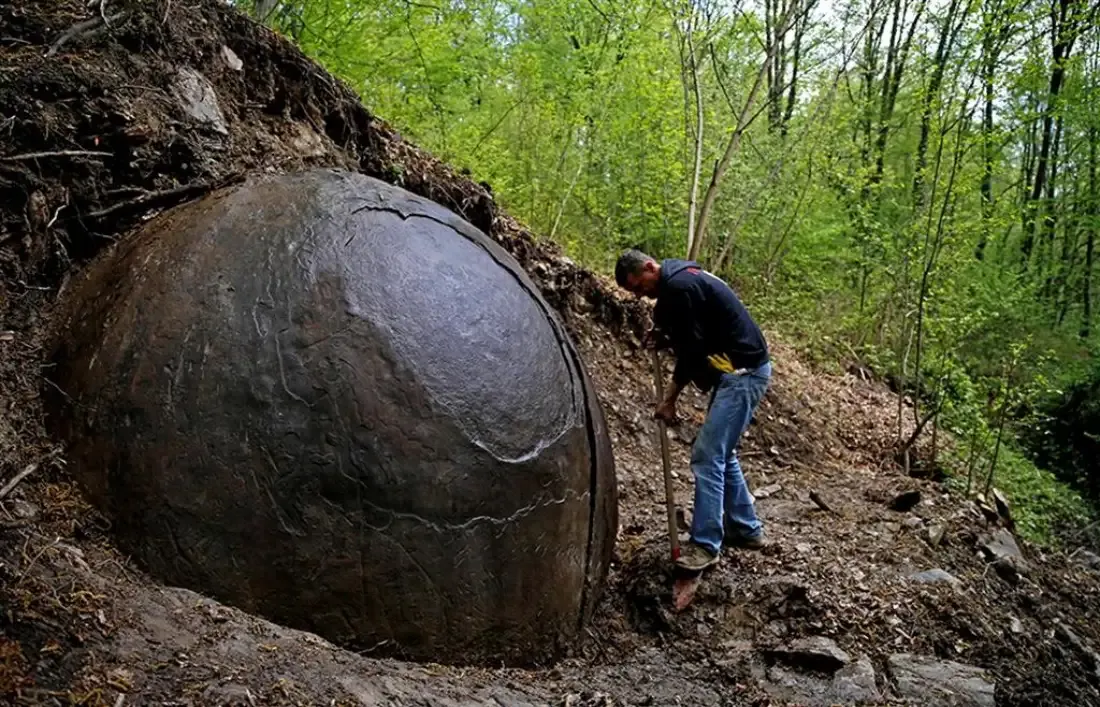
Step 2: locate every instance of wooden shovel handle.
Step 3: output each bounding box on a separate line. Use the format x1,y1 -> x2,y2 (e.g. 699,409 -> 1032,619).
650,348 -> 680,561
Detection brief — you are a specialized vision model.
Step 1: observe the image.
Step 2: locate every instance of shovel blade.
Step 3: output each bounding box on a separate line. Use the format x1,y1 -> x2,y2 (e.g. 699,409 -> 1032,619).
671,572 -> 703,612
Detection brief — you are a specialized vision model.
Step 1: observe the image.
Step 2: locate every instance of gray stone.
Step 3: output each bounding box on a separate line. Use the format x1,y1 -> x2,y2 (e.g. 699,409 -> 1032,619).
221,45 -> 243,71
173,67 -> 228,134
904,516 -> 924,529
981,528 -> 1025,566
833,656 -> 880,703
755,483 -> 782,499
202,682 -> 254,705
763,664 -> 833,705
1076,550 -> 1100,571
1009,616 -> 1023,634
762,654 -> 878,706
769,636 -> 850,672
909,569 -> 961,587
1054,620 -> 1100,681
888,654 -> 995,707
926,523 -> 947,548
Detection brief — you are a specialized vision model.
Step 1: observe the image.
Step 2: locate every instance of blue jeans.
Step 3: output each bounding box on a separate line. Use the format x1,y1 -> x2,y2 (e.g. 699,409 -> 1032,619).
690,361 -> 771,554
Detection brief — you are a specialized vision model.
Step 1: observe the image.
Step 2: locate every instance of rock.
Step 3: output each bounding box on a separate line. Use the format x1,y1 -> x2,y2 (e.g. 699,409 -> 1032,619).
172,67 -> 228,134
1009,616 -> 1024,634
1075,550 -> 1100,571
762,655 -> 878,706
909,569 -> 960,587
202,682 -> 254,705
6,499 -> 39,520
981,529 -> 1027,572
888,654 -> 995,707
221,45 -> 243,71
762,664 -> 834,705
904,516 -> 924,529
796,542 -> 813,554
43,170 -> 617,666
992,557 -> 1023,584
889,490 -> 922,512
991,488 -> 1014,527
767,636 -> 850,672
926,523 -> 947,548
1054,620 -> 1100,681
755,483 -> 782,499
974,495 -> 999,524
833,656 -> 880,703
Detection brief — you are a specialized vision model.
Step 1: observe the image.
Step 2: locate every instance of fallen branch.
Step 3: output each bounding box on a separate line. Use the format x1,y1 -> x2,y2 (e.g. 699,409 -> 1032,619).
809,489 -> 837,514
0,463 -> 37,501
1,150 -> 112,161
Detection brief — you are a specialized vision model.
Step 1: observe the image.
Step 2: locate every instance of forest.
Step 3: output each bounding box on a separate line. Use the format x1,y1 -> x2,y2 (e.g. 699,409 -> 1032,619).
242,0 -> 1100,542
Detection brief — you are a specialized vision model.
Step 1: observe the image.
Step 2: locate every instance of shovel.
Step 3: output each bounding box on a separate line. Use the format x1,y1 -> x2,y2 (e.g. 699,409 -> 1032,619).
650,347 -> 705,612
650,347 -> 680,563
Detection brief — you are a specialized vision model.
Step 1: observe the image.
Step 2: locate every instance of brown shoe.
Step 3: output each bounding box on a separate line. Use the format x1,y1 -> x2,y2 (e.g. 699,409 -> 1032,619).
725,531 -> 767,550
675,542 -> 720,571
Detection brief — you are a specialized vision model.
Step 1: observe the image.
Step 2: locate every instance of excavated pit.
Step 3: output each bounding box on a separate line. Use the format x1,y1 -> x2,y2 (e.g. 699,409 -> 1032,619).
40,169 -> 617,667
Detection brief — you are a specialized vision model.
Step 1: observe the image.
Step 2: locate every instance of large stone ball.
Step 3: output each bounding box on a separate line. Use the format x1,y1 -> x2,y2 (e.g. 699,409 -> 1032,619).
44,169 -> 617,666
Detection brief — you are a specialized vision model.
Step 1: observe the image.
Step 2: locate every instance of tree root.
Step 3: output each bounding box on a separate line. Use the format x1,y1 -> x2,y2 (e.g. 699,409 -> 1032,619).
85,181 -> 218,222
45,10 -> 127,57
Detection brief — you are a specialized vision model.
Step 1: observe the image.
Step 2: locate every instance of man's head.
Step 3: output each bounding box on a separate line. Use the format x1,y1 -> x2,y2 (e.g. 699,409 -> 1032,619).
615,249 -> 661,299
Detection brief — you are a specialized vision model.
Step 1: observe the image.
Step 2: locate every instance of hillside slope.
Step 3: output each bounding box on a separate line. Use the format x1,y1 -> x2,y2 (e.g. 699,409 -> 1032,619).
2,1 -> 1100,705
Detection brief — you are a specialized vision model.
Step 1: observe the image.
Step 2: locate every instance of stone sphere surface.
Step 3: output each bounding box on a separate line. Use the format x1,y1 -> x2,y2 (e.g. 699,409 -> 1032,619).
45,169 -> 617,665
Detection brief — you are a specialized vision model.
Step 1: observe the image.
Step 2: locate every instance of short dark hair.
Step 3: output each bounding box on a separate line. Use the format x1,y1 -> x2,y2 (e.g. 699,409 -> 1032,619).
615,249 -> 653,287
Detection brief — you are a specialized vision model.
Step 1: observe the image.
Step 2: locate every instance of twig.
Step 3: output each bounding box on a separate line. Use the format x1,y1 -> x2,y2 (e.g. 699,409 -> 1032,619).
1,150 -> 112,161
90,0 -> 111,26
809,489 -> 837,514
86,182 -> 211,220
0,463 -> 38,501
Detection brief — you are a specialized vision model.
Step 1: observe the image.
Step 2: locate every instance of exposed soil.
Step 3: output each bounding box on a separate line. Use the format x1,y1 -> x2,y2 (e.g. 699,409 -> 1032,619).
3,1 -> 1100,705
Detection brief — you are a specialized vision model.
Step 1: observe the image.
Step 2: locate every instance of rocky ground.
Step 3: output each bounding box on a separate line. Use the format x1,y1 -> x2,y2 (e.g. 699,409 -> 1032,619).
4,1 -> 1100,705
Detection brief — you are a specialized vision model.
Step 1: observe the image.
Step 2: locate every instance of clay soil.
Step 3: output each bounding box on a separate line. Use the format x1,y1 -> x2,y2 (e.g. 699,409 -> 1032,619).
3,1 -> 1100,705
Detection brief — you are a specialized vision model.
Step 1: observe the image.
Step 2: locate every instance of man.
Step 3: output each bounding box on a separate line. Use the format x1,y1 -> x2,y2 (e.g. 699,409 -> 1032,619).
615,249 -> 771,571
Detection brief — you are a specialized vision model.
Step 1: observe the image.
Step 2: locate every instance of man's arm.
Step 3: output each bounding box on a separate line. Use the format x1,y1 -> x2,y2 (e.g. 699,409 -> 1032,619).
654,287 -> 706,421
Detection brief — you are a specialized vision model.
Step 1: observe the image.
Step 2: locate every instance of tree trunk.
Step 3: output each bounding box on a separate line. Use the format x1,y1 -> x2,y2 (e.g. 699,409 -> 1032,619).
976,14 -> 996,260
684,11 -> 707,258
870,0 -> 926,188
781,0 -> 816,137
690,7 -> 791,262
1085,128 -> 1097,339
253,0 -> 280,24
1021,0 -> 1082,269
1040,115 -> 1065,297
912,0 -> 965,210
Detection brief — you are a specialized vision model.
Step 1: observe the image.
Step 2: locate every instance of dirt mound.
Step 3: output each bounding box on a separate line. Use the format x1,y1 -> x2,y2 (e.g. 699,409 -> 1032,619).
4,1 -> 1100,705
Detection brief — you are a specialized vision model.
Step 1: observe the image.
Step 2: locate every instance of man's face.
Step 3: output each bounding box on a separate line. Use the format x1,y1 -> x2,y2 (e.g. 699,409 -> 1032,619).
622,260 -> 660,299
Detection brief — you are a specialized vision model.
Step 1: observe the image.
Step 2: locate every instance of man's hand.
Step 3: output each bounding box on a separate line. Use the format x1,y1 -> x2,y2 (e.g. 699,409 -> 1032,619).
642,327 -> 668,351
654,397 -> 678,424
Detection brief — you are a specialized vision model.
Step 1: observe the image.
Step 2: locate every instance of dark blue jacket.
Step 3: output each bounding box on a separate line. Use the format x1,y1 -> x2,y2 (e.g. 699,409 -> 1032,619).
654,259 -> 769,391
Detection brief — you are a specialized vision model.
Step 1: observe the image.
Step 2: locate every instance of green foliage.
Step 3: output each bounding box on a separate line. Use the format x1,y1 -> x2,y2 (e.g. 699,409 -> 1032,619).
254,0 -> 1100,543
